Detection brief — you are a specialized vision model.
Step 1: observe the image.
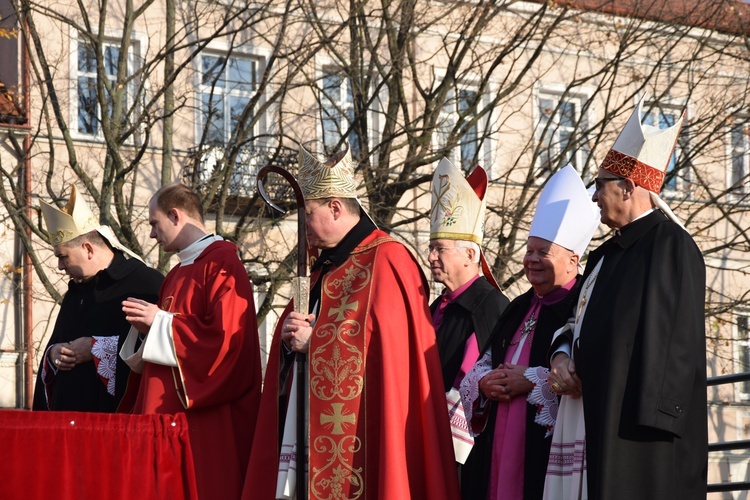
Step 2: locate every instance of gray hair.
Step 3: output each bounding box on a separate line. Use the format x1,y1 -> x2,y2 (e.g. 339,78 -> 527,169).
455,240 -> 481,264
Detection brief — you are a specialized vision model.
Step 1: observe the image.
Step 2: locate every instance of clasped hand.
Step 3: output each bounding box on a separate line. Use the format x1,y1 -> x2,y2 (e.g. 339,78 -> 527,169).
547,353 -> 582,398
48,337 -> 93,371
479,363 -> 533,402
281,311 -> 315,353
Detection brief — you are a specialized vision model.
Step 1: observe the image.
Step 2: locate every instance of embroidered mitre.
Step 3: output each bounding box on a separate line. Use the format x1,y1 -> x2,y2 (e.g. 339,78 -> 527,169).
429,157 -> 487,246
40,185 -> 99,245
298,141 -> 359,200
600,97 -> 684,194
430,157 -> 500,289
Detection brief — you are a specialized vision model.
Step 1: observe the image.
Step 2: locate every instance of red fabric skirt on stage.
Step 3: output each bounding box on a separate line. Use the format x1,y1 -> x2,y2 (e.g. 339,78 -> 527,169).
0,409 -> 197,500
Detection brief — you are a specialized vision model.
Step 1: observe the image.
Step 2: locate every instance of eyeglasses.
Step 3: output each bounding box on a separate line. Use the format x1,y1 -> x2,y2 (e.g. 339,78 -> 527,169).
427,246 -> 459,257
305,200 -> 330,216
594,176 -> 623,190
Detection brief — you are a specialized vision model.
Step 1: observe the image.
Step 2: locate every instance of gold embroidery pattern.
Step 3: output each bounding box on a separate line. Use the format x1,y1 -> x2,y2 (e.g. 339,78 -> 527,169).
601,149 -> 665,193
312,435 -> 363,499
430,172 -> 466,227
298,143 -> 359,200
310,321 -> 364,402
310,247 -> 375,499
50,229 -> 74,244
324,254 -> 372,300
430,173 -> 451,222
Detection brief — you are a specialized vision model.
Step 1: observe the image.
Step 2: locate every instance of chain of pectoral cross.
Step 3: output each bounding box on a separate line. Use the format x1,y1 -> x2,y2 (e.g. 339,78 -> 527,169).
577,267 -> 601,321
510,302 -> 541,347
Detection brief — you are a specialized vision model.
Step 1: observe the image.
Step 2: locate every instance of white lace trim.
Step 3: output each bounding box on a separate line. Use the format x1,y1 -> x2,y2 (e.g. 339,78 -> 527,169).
92,336 -> 119,396
459,348 -> 494,437
524,365 -> 557,438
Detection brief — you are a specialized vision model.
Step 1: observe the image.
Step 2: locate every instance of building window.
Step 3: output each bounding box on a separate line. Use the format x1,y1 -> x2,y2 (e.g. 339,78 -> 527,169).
437,87 -> 482,172
320,68 -> 359,157
641,103 -> 688,195
536,92 -> 588,175
199,54 -> 258,145
737,315 -> 750,399
729,117 -> 750,195
75,39 -> 135,136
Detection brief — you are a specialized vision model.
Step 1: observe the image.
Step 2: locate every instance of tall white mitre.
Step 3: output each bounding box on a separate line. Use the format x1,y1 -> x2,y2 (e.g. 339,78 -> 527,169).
529,164 -> 600,257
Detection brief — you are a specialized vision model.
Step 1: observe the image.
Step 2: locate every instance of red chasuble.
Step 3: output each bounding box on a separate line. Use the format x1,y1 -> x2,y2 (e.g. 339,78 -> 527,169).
126,240 -> 262,499
243,230 -> 460,500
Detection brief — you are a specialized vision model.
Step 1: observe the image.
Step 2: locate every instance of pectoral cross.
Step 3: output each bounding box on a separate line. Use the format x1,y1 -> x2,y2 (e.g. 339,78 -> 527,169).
320,403 -> 356,435
510,313 -> 537,346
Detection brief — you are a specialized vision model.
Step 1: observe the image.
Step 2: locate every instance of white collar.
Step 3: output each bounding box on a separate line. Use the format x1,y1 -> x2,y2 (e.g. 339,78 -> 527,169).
177,234 -> 223,266
632,207 -> 656,223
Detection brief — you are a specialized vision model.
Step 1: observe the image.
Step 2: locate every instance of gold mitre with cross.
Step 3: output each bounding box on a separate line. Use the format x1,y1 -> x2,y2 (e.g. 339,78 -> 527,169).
430,157 -> 487,245
600,96 -> 684,194
40,185 -> 141,260
430,157 -> 500,289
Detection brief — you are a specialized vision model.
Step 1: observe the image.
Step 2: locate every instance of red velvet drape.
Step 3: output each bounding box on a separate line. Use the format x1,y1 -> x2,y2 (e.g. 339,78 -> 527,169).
0,410 -> 197,500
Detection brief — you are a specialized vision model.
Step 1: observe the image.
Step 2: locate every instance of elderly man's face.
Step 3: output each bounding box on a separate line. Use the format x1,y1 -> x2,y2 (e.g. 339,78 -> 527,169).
523,237 -> 577,296
428,239 -> 474,292
592,168 -> 628,229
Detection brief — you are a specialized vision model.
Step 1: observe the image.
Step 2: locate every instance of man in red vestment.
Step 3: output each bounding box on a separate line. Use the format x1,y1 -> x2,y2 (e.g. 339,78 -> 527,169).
121,183 -> 262,499
243,143 -> 460,500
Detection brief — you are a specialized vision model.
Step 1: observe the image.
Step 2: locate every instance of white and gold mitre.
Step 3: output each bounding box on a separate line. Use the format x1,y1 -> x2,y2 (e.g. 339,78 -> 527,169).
40,185 -> 142,260
429,157 -> 487,246
40,185 -> 98,245
601,97 -> 684,194
298,141 -> 359,200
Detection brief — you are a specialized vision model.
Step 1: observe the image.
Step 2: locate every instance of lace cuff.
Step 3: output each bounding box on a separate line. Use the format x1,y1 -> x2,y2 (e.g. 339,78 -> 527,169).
524,366 -> 557,438
459,349 -> 493,436
92,336 -> 119,396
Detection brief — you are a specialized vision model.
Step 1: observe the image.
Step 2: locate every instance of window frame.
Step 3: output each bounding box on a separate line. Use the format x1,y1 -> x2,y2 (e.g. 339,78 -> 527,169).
436,84 -> 487,173
69,31 -> 141,140
736,314 -> 750,401
317,64 -> 383,160
534,88 -> 590,179
197,52 -> 260,146
728,114 -> 750,198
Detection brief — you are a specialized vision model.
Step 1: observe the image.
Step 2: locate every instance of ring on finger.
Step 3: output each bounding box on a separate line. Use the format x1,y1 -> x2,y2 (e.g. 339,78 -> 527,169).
551,381 -> 561,391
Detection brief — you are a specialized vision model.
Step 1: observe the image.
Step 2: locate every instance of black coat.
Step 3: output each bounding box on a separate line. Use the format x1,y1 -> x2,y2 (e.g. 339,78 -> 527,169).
463,282 -> 580,500
576,210 -> 707,499
32,253 -> 163,412
431,276 -> 510,392
430,276 -> 509,499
